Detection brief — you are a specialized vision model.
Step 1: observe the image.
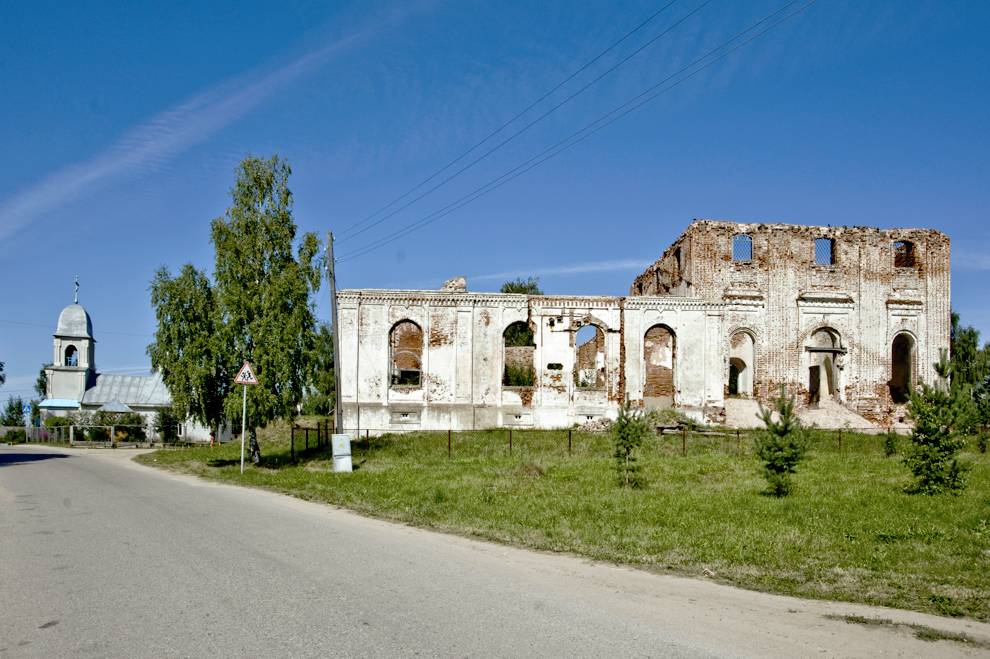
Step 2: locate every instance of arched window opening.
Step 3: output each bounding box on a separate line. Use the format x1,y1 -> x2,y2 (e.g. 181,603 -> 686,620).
814,238 -> 835,266
890,333 -> 915,403
575,324 -> 605,389
64,345 -> 78,367
893,241 -> 915,268
389,320 -> 423,387
643,325 -> 675,408
807,327 -> 841,404
732,234 -> 753,263
503,321 -> 535,386
728,331 -> 755,397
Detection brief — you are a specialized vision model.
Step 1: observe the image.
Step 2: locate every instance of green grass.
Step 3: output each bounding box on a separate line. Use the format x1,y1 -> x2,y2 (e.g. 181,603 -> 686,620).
137,425 -> 990,620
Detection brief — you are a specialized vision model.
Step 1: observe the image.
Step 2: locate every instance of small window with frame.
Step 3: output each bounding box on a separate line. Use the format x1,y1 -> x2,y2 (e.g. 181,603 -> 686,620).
732,234 -> 753,263
814,238 -> 835,266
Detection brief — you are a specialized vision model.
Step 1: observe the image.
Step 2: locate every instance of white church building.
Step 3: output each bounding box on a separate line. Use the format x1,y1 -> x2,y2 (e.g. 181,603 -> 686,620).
38,290 -> 216,442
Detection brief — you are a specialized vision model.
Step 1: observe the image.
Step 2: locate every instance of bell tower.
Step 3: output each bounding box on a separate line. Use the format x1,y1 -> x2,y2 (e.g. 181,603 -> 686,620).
44,278 -> 97,406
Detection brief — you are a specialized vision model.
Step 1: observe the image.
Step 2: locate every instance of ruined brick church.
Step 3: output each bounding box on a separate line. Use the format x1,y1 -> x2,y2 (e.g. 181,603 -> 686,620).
337,220 -> 949,432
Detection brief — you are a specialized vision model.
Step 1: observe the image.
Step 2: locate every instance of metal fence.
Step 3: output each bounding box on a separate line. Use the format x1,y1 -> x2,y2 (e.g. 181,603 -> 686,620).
325,425 -> 913,460
2,424 -> 179,447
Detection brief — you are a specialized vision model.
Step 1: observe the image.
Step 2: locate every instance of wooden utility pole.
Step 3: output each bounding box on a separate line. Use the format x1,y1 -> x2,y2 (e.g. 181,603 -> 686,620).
327,232 -> 344,434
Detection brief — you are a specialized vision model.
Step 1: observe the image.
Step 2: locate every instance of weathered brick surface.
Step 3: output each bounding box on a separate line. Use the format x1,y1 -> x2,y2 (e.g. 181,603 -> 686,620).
338,219 -> 950,433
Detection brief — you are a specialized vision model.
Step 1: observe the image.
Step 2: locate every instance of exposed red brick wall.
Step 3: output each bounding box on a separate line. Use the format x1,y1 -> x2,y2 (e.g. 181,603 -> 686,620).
643,325 -> 674,397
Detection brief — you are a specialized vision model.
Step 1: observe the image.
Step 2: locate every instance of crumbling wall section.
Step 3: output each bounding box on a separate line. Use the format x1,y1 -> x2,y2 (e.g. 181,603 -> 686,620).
629,220 -> 951,421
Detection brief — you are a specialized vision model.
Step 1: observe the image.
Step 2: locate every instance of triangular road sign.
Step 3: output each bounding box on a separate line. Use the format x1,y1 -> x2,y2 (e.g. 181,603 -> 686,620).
235,361 -> 259,385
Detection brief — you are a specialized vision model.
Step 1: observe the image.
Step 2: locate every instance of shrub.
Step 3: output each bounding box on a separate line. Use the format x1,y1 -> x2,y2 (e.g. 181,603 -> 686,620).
905,380 -> 968,494
503,363 -> 535,387
44,415 -> 73,428
153,408 -> 181,443
756,389 -> 808,496
884,431 -> 899,457
1,395 -> 24,426
3,428 -> 26,443
611,403 -> 655,488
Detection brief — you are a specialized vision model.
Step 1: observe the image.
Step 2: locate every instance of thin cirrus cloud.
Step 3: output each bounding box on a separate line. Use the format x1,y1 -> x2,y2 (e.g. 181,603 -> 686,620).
953,248 -> 990,271
388,259 -> 653,291
470,258 -> 653,284
0,6 -> 417,244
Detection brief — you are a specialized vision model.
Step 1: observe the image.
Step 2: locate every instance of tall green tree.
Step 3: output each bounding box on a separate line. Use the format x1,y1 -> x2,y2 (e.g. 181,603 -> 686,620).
153,408 -> 181,443
212,155 -> 322,463
1,395 -> 24,426
150,155 -> 323,465
149,264 -> 229,443
35,365 -> 49,399
301,323 -> 335,416
944,312 -> 990,434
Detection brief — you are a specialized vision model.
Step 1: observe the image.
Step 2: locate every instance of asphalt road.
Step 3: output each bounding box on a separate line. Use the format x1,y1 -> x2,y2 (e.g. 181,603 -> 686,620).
2,445 -> 988,658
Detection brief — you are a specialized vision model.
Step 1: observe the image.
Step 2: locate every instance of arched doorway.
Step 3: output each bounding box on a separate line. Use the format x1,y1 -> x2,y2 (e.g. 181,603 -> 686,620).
806,328 -> 842,404
890,333 -> 914,403
575,324 -> 605,389
728,331 -> 755,397
503,321 -> 536,386
644,324 -> 675,409
389,320 -> 423,387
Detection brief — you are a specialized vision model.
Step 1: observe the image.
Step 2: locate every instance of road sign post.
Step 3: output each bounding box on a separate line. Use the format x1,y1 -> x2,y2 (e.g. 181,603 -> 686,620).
234,361 -> 260,474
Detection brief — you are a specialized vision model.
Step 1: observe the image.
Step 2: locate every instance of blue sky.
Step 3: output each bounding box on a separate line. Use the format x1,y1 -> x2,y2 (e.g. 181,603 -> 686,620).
1,0 -> 988,399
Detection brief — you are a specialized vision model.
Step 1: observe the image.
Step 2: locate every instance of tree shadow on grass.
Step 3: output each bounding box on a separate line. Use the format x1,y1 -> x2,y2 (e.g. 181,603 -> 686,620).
207,447 -> 333,470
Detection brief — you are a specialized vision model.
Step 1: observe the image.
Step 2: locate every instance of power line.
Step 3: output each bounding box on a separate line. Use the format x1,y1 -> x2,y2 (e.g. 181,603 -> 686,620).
336,0 -> 712,245
337,0 -> 814,264
335,0 -> 681,240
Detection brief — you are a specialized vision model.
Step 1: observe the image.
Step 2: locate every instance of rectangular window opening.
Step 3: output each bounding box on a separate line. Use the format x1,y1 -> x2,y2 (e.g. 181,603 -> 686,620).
814,238 -> 835,266
732,235 -> 753,262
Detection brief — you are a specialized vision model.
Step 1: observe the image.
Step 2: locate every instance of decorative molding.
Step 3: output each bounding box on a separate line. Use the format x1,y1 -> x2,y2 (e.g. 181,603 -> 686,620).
797,290 -> 854,305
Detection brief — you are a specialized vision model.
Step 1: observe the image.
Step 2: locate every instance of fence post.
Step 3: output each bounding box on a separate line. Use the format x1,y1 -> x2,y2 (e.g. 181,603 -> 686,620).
290,425 -> 295,461
111,425 -> 115,448
69,425 -> 74,444
447,428 -> 451,459
568,429 -> 572,456
736,429 -> 741,454
305,427 -> 309,451
681,427 -> 687,457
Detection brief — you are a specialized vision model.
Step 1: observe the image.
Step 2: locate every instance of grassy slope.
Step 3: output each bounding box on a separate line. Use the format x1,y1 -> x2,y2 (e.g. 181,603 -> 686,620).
137,426 -> 990,620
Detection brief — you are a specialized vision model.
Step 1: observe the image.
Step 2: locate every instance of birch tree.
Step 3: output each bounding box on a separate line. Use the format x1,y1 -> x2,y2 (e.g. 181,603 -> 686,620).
149,155 -> 323,463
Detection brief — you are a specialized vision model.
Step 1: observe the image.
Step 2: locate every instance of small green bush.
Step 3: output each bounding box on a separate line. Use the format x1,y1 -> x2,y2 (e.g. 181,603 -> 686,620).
756,389 -> 808,496
44,415 -> 73,428
884,431 -> 899,457
3,429 -> 26,443
503,363 -> 535,387
905,378 -> 968,495
154,409 -> 181,443
611,404 -> 655,488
